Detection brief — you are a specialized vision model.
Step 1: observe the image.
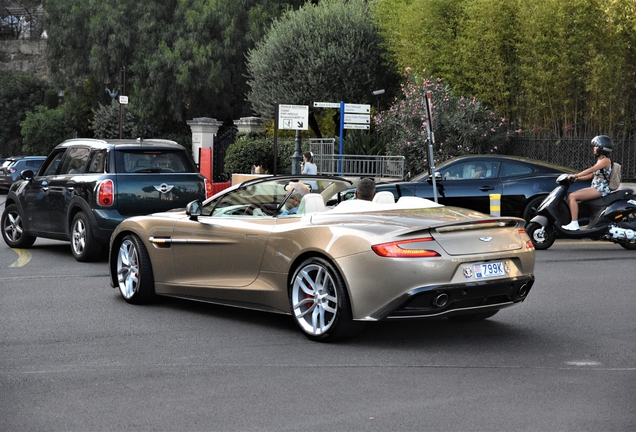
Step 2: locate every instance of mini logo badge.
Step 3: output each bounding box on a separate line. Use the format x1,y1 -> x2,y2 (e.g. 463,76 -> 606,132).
154,183 -> 174,193
479,237 -> 493,242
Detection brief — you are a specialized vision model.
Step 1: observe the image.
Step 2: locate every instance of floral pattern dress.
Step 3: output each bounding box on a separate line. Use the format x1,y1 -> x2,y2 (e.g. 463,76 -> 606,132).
591,166 -> 611,196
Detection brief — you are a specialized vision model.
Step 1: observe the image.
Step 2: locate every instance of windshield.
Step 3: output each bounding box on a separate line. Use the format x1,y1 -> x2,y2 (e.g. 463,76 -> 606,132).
200,177 -> 352,218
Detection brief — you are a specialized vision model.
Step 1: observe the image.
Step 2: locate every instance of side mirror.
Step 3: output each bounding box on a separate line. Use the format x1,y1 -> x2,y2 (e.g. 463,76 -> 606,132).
427,172 -> 442,183
20,169 -> 34,181
186,200 -> 202,220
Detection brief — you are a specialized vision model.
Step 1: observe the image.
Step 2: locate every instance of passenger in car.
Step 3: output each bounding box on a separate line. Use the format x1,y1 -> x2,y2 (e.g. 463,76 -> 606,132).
355,177 -> 376,201
280,193 -> 303,216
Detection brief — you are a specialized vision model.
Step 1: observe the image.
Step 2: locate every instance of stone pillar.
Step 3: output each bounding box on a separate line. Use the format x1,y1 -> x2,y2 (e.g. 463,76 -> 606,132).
234,116 -> 266,134
187,117 -> 223,164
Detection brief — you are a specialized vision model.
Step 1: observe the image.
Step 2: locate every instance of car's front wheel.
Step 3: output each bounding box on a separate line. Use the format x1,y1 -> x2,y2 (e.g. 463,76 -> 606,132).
116,234 -> 155,304
1,204 -> 36,248
70,212 -> 103,262
289,257 -> 364,342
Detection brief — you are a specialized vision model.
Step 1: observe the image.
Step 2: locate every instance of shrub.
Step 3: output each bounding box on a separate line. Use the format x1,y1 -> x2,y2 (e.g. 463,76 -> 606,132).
376,68 -> 516,176
21,105 -> 75,155
224,136 -> 305,175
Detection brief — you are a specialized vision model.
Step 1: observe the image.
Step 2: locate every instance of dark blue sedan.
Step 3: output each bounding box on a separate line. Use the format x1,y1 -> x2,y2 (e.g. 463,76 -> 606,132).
370,155 -> 591,222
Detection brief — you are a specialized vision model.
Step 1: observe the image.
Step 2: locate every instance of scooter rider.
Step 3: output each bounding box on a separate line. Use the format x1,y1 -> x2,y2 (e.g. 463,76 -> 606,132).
562,135 -> 613,230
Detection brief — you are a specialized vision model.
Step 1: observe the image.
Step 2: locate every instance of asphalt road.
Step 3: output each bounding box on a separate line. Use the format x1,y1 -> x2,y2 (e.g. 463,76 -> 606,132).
1,237 -> 635,431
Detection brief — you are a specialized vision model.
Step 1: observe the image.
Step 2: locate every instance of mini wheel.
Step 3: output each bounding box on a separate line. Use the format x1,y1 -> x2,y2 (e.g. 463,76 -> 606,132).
289,257 -> 364,342
70,212 -> 102,262
1,204 -> 36,248
115,234 -> 155,304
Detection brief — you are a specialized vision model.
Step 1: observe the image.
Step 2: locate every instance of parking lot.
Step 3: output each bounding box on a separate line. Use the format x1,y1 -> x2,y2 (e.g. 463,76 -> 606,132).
1,234 -> 635,431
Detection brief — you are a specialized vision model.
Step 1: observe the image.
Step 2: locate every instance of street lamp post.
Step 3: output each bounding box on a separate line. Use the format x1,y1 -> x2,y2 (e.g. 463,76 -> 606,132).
372,89 -> 385,141
104,67 -> 126,139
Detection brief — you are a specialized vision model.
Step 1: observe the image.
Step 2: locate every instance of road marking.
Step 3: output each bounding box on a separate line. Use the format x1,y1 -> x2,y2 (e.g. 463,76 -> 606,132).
9,248 -> 32,267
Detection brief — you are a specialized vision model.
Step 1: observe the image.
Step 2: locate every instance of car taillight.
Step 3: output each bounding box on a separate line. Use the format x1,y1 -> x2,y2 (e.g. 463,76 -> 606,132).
98,179 -> 114,206
205,178 -> 213,199
372,237 -> 440,258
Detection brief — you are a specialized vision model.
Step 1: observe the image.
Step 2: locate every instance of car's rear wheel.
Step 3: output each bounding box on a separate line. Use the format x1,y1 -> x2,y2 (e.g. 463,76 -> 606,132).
70,212 -> 103,262
448,311 -> 499,322
289,257 -> 364,342
1,204 -> 36,248
522,196 -> 546,223
116,234 -> 155,304
526,221 -> 556,250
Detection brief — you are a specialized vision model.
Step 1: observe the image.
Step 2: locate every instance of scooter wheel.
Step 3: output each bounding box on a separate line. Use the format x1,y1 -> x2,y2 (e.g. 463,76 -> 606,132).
619,242 -> 636,250
526,222 -> 556,250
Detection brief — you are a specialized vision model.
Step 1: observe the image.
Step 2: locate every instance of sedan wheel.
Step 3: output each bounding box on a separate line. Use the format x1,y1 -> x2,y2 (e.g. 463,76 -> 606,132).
116,234 -> 155,304
71,212 -> 102,262
290,257 -> 364,342
1,204 -> 36,248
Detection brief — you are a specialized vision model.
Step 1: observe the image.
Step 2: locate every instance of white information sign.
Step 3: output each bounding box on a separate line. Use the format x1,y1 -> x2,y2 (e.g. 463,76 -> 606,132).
344,103 -> 370,113
278,104 -> 309,130
119,95 -> 129,105
344,113 -> 370,124
344,124 -> 370,130
313,102 -> 340,108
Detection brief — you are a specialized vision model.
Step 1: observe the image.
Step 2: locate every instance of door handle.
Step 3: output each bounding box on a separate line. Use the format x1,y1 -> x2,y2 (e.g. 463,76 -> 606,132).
479,186 -> 495,191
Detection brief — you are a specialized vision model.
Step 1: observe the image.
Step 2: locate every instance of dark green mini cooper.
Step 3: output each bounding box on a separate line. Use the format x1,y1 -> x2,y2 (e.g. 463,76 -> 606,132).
1,138 -> 212,262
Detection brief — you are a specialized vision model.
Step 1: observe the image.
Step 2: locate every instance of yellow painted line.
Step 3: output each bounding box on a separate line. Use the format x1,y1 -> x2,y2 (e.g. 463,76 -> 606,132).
9,248 -> 32,267
555,240 -> 613,245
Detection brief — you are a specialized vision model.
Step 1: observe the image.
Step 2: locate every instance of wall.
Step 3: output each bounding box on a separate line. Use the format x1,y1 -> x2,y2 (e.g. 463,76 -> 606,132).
0,39 -> 47,77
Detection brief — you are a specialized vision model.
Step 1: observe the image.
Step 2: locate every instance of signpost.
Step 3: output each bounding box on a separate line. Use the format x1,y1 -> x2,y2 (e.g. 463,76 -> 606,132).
313,101 -> 372,174
423,91 -> 438,203
274,104 -> 309,175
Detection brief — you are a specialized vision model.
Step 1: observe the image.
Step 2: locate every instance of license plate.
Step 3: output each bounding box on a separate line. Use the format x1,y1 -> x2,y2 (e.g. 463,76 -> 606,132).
474,262 -> 505,279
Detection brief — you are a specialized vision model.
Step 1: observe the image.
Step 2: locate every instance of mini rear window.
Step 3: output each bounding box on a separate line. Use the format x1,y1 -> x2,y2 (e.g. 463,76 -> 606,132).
115,150 -> 194,173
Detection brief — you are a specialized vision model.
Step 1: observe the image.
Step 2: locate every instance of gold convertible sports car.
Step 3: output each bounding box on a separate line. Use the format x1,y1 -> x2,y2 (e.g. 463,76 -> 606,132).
109,175 -> 536,342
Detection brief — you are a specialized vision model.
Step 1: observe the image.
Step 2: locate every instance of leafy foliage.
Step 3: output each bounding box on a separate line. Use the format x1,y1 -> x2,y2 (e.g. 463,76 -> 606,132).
376,69 -> 514,176
43,0 -> 307,136
20,105 -> 75,155
373,0 -> 636,138
224,136 -> 302,175
0,71 -> 51,156
246,0 -> 398,137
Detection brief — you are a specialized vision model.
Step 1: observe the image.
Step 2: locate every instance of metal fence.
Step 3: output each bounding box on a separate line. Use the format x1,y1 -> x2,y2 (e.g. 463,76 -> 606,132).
503,137 -> 636,182
309,138 -> 405,179
312,154 -> 405,179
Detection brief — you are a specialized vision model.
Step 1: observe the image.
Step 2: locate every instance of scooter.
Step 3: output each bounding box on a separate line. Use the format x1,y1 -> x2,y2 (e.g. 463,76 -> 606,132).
526,174 -> 636,250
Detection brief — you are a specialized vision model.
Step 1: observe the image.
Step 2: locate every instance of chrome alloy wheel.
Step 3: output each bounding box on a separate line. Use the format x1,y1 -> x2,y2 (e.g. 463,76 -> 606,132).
3,210 -> 23,243
71,217 -> 88,256
117,238 -> 140,299
291,262 -> 339,336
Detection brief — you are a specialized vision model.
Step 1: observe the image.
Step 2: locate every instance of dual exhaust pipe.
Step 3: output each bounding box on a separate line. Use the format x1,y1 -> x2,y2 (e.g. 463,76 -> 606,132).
431,282 -> 531,309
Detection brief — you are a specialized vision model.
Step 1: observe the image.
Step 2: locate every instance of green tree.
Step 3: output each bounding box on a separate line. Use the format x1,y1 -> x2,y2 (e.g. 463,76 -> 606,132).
373,0 -> 636,138
376,69 -> 514,176
21,105 -> 75,155
0,71 -> 51,156
43,0 -> 306,135
246,0 -> 399,137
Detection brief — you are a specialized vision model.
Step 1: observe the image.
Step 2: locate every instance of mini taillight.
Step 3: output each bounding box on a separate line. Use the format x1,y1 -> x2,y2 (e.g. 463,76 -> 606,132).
205,178 -> 213,199
98,179 -> 114,206
372,237 -> 440,258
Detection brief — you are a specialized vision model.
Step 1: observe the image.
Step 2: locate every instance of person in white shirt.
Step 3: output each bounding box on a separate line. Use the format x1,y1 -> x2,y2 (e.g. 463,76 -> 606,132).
301,152 -> 317,175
